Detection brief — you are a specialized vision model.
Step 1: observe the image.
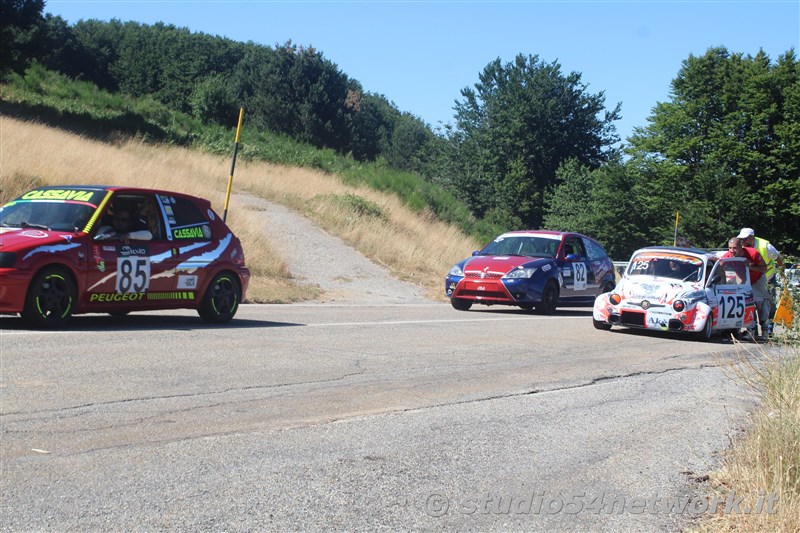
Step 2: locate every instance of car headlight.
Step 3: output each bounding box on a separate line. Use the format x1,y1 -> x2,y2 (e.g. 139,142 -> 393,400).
0,252 -> 16,268
449,264 -> 464,277
503,267 -> 537,279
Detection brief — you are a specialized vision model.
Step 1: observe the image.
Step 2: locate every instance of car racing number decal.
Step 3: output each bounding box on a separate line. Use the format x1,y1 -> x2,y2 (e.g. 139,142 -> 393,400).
573,262 -> 587,290
718,294 -> 745,325
116,256 -> 151,293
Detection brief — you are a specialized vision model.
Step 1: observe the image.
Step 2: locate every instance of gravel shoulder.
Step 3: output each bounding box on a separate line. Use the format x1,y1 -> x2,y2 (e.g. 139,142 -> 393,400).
234,193 -> 431,304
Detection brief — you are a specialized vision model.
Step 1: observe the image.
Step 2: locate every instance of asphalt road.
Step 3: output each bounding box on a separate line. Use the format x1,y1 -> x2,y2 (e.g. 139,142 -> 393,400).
1,303 -> 760,531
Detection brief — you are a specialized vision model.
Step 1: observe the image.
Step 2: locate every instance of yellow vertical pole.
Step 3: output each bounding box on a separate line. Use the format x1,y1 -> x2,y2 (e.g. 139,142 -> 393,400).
223,107 -> 245,223
673,211 -> 679,246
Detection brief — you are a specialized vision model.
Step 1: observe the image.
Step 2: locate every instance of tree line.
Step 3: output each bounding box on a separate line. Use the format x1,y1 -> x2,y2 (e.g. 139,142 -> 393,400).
2,0 -> 798,258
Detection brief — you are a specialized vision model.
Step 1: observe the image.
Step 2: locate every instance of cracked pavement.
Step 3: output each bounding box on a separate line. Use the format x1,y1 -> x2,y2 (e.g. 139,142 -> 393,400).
0,303 -> 766,531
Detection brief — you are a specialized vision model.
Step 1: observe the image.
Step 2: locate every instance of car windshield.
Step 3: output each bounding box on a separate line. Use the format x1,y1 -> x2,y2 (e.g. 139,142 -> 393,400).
626,252 -> 704,282
0,200 -> 98,232
478,236 -> 559,258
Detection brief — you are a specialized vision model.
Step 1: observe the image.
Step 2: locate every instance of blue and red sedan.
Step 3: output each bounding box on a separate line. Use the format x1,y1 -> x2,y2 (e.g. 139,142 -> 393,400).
0,185 -> 250,327
445,230 -> 615,313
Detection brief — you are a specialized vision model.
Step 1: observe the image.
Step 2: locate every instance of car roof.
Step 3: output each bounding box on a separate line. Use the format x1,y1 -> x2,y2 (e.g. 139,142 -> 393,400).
30,185 -> 207,202
501,230 -> 594,240
631,246 -> 718,261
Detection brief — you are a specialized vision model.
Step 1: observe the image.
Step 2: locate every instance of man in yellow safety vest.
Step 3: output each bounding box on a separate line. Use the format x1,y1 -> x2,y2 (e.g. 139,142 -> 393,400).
737,227 -> 784,337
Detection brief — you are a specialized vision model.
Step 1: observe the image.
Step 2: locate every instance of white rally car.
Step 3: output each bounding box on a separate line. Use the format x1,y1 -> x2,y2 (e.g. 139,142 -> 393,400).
592,247 -> 756,340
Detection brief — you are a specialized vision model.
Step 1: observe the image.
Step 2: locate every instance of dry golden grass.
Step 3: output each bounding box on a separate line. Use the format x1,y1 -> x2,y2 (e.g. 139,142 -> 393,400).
697,340 -> 800,533
0,116 -> 479,302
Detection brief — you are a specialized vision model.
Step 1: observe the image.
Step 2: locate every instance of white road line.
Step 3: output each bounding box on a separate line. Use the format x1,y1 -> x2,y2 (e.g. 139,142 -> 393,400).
0,314 -> 577,334
306,315 -> 574,327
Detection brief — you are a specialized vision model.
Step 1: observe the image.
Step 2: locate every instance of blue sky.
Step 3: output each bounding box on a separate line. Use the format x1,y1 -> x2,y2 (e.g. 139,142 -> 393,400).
45,1 -> 799,144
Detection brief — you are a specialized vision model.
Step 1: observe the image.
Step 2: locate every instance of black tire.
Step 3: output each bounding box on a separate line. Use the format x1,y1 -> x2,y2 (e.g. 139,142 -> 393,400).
535,281 -> 559,315
450,297 -> 472,311
593,318 -> 612,330
198,272 -> 241,323
601,280 -> 615,294
696,315 -> 713,341
21,267 -> 76,328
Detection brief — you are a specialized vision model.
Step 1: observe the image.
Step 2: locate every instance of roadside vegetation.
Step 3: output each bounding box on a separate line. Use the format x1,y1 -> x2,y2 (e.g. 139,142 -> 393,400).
0,65 -> 496,243
0,116 -> 478,302
699,298 -> 800,532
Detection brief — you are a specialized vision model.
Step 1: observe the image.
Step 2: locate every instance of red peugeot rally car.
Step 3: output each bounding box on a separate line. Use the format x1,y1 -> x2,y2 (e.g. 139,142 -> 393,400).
0,186 -> 250,327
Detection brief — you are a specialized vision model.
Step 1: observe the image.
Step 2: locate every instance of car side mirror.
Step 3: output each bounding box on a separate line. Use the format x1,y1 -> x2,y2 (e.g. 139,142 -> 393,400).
565,253 -> 579,262
472,250 -> 480,256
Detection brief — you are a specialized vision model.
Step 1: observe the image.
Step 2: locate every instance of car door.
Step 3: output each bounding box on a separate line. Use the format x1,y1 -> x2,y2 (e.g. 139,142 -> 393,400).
560,237 -> 590,296
705,257 -> 756,330
582,237 -> 610,295
84,193 -> 175,309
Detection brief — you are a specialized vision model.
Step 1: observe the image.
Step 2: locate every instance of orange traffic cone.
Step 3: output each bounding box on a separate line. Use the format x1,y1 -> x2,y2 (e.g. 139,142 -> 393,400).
773,287 -> 795,326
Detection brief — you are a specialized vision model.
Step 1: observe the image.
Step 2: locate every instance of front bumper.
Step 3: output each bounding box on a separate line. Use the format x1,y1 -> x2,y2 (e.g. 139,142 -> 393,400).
445,275 -> 545,305
592,293 -> 706,333
0,268 -> 32,313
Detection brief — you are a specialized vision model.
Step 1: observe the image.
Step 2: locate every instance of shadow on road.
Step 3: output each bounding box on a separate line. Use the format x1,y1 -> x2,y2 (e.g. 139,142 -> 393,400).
603,326 -> 740,344
0,314 -> 304,332
468,306 -> 594,317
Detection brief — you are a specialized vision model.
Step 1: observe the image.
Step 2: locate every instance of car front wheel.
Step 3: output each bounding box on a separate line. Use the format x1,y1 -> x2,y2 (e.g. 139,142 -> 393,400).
593,318 -> 612,330
450,297 -> 472,311
198,272 -> 241,323
696,315 -> 713,341
535,281 -> 559,315
22,267 -> 76,328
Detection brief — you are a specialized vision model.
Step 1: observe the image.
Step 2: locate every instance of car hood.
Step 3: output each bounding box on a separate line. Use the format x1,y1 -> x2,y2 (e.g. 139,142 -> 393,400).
463,255 -> 549,276
617,276 -> 702,303
0,227 -> 82,255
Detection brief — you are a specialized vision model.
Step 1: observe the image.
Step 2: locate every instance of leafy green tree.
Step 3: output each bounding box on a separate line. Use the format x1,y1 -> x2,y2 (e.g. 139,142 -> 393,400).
384,113 -> 433,172
0,0 -> 44,75
111,22 -> 245,114
627,47 -> 800,253
544,157 -> 649,259
242,42 -> 353,151
70,19 -> 128,91
346,90 -> 397,161
190,73 -> 237,124
450,53 -> 620,228
543,159 -> 596,233
32,14 -> 82,77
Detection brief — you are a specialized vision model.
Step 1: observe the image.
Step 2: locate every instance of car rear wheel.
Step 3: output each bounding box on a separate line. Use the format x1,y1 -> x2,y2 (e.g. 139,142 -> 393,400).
450,297 -> 472,311
535,281 -> 559,315
198,272 -> 241,323
593,318 -> 612,330
21,267 -> 76,328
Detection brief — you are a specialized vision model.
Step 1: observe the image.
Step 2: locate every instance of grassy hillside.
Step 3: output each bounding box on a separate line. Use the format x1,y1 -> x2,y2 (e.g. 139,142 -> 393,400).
1,65 -> 499,241
0,116 -> 479,303
0,65 -> 488,302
